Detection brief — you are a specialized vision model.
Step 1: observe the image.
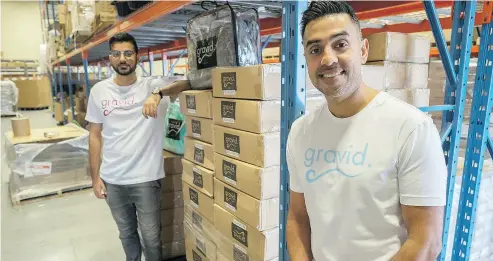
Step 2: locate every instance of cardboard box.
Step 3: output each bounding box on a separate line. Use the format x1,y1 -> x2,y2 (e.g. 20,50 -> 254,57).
184,137 -> 215,171
161,173 -> 183,193
366,32 -> 430,64
214,204 -> 279,261
184,203 -> 217,239
213,125 -> 280,168
183,180 -> 214,222
362,61 -> 429,90
211,64 -> 281,100
212,98 -> 281,134
161,191 -> 184,210
179,90 -> 213,119
182,159 -> 214,198
163,150 -> 183,175
214,153 -> 279,200
13,77 -> 52,108
161,223 -> 185,243
161,207 -> 184,227
214,178 -> 279,231
184,224 -> 218,261
186,116 -> 213,144
162,240 -> 186,260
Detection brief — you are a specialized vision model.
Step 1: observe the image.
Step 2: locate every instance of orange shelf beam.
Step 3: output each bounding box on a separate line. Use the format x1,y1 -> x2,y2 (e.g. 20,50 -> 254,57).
51,1 -> 192,66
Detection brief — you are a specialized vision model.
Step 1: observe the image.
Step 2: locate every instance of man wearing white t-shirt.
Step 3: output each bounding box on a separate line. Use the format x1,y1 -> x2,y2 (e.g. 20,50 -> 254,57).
286,2 -> 447,261
85,32 -> 189,261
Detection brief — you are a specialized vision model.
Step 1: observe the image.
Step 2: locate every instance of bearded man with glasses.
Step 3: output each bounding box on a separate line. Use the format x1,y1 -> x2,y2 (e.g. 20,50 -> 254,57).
85,32 -> 190,261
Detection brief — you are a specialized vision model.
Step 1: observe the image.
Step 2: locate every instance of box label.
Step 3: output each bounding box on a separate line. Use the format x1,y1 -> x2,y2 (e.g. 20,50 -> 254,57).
224,186 -> 238,212
232,221 -> 248,247
194,146 -> 205,164
221,101 -> 236,123
196,237 -> 207,256
191,119 -> 201,138
192,210 -> 203,231
25,162 -> 52,176
223,160 -> 237,185
192,250 -> 203,261
193,169 -> 204,188
189,188 -> 199,207
224,133 -> 240,157
186,95 -> 196,114
196,36 -> 218,70
221,72 -> 237,95
233,245 -> 249,261
166,118 -> 183,140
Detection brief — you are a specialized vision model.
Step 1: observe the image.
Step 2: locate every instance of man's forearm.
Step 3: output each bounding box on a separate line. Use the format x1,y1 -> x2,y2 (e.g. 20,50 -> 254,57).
392,237 -> 441,261
89,133 -> 102,182
287,213 -> 313,261
159,80 -> 190,96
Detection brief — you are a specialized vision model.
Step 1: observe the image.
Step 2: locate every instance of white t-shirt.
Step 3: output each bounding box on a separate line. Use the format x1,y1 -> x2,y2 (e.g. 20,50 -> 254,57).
85,77 -> 172,185
287,92 -> 447,261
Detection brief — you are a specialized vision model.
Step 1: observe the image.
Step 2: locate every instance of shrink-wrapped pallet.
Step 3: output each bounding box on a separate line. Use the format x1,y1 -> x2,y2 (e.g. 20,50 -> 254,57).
186,5 -> 261,89
1,80 -> 19,116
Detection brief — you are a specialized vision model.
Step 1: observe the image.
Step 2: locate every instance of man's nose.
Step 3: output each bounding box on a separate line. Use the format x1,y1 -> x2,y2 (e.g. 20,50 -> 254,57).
320,48 -> 338,66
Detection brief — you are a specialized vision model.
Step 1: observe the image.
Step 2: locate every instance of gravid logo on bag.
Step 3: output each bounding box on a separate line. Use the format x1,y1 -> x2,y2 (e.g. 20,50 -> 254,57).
166,119 -> 183,140
221,101 -> 236,123
221,72 -> 237,95
196,36 -> 218,70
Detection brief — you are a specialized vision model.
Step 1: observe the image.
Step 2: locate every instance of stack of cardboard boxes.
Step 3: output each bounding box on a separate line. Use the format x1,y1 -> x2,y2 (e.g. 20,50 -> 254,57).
160,150 -> 187,259
361,32 -> 432,108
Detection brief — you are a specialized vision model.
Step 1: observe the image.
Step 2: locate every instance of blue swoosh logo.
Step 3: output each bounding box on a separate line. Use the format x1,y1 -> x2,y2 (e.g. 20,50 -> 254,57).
305,168 -> 361,183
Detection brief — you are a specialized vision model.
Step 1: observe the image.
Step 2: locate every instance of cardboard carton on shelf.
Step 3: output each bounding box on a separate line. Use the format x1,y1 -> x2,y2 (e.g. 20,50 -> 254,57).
160,207 -> 185,227
214,178 -> 279,231
160,190 -> 184,210
12,76 -> 52,109
184,223 -> 218,261
186,116 -> 214,144
179,90 -> 213,119
362,61 -> 429,90
366,32 -> 431,64
213,125 -> 280,168
184,136 -> 215,171
214,153 -> 279,200
182,158 -> 214,198
163,150 -> 183,175
212,98 -> 281,134
161,223 -> 185,244
214,204 -> 279,261
211,64 -> 281,100
184,202 -> 218,242
182,180 -> 214,222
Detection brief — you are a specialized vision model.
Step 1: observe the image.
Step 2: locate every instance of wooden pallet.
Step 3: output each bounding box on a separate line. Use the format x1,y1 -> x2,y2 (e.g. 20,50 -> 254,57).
10,180 -> 92,206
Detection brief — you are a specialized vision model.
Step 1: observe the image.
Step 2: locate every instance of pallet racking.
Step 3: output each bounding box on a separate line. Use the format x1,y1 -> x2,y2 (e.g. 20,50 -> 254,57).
41,1 -> 493,260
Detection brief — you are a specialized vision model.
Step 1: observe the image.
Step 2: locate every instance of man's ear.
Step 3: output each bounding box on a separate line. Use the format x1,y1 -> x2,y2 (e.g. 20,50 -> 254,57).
361,38 -> 369,64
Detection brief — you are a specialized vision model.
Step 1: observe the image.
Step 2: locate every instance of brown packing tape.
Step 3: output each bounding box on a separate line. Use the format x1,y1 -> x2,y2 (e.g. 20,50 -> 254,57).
11,117 -> 31,137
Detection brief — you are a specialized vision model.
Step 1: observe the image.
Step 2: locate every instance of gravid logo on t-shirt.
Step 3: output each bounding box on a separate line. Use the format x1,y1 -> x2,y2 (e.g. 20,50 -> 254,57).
304,143 -> 371,183
101,97 -> 135,116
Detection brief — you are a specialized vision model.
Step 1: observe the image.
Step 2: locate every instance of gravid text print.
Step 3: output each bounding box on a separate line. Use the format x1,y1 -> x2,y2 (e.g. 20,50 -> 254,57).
101,96 -> 135,116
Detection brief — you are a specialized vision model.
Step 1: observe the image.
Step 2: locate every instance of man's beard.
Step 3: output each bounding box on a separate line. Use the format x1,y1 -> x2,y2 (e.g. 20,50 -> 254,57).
112,63 -> 136,76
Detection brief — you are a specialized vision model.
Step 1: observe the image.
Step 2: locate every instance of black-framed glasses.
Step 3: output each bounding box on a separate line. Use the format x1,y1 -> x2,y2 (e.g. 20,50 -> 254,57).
110,50 -> 135,59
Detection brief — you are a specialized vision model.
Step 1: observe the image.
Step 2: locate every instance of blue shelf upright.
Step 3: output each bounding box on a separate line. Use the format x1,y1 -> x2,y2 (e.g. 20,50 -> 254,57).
423,1 -> 477,260
279,1 -> 308,261
452,8 -> 493,261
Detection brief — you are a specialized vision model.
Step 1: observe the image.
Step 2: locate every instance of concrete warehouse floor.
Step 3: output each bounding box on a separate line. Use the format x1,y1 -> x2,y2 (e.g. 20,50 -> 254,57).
1,110 -> 125,261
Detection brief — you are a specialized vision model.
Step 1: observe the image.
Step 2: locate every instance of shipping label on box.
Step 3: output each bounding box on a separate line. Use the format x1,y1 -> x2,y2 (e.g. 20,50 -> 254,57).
214,153 -> 279,200
212,98 -> 281,134
214,204 -> 279,261
212,64 -> 281,100
182,158 -> 214,197
184,137 -> 215,171
213,125 -> 280,168
179,90 -> 213,119
186,116 -> 213,144
184,224 -> 218,261
183,180 -> 214,222
214,178 -> 279,231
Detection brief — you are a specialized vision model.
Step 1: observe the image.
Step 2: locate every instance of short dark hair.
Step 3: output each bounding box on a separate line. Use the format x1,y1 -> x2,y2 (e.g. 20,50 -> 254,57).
109,32 -> 138,53
301,1 -> 360,38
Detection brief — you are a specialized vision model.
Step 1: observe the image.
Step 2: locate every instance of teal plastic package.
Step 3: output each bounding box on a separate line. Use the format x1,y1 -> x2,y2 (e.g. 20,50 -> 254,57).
163,98 -> 186,155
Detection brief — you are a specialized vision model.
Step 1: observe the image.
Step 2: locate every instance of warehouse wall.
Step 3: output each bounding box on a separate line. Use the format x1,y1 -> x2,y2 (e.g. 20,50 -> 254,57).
1,1 -> 43,60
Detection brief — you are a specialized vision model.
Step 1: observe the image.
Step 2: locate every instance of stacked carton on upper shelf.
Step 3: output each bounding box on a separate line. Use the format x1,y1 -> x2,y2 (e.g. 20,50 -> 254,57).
362,32 -> 432,108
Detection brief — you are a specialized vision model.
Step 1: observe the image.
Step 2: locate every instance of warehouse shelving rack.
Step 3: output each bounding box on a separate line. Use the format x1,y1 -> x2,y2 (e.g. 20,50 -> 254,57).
41,1 -> 493,260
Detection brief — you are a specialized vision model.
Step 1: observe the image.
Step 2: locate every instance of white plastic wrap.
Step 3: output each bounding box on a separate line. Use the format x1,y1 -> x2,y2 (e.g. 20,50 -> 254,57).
362,61 -> 429,90
69,0 -> 95,34
186,5 -> 261,89
1,80 -> 19,116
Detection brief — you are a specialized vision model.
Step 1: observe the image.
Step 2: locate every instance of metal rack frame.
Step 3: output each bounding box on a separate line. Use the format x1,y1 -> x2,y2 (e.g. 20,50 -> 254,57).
41,0 -> 493,260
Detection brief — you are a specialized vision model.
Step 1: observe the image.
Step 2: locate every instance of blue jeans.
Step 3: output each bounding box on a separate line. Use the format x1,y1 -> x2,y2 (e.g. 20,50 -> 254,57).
103,179 -> 162,261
